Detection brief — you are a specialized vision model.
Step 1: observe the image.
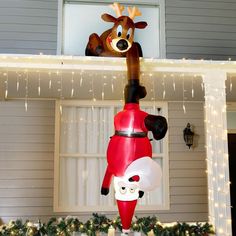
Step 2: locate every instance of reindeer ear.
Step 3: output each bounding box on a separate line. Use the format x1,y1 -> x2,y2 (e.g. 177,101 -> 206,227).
101,13 -> 117,23
134,21 -> 147,29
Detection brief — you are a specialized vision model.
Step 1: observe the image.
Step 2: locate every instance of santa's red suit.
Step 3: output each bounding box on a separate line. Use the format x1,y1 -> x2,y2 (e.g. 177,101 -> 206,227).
100,43 -> 167,233
101,103 -> 152,190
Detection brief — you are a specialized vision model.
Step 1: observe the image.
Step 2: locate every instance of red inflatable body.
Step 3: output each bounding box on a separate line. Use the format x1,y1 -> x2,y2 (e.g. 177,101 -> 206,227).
91,3 -> 168,233
101,103 -> 152,189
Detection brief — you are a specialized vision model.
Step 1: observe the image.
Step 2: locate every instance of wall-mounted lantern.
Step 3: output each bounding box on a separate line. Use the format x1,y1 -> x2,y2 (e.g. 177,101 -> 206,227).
183,123 -> 194,149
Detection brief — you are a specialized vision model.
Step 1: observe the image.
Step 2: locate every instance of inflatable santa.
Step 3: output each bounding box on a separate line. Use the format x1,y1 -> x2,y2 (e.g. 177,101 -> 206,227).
101,42 -> 168,233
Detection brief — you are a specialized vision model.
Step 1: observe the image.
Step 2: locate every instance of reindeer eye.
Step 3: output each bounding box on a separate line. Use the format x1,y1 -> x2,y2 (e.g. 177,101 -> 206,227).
117,25 -> 122,37
126,28 -> 132,40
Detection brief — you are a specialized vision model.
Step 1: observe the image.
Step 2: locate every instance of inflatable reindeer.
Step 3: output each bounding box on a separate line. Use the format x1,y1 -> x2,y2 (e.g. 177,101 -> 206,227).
85,3 -> 147,57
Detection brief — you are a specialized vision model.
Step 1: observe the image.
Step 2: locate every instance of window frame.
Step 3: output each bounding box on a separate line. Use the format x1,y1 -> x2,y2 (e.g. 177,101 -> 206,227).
57,0 -> 166,58
53,99 -> 170,212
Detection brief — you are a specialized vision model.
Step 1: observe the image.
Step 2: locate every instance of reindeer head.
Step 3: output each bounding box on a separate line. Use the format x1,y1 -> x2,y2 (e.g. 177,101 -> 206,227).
102,3 -> 147,53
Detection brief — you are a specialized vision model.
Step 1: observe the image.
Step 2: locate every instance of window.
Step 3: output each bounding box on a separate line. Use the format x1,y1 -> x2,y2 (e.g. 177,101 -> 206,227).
54,100 -> 169,212
58,0 -> 166,58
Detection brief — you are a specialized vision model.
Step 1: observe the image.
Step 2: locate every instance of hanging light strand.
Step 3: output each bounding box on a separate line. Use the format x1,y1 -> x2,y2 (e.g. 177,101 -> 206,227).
171,73 -> 176,91
201,76 -> 204,91
91,76 -> 96,102
71,71 -> 75,98
80,70 -> 83,87
229,75 -> 233,93
59,71 -> 63,99
25,71 -> 29,112
102,75 -> 106,100
37,71 -> 41,96
162,74 -> 166,100
111,75 -> 116,93
16,71 -> 21,92
149,73 -> 155,111
191,75 -> 195,98
182,74 -> 186,114
4,70 -> 8,99
58,70 -> 63,115
48,72 -> 52,89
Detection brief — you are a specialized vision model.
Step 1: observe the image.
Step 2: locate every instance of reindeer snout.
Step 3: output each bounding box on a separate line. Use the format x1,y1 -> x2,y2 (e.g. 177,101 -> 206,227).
116,39 -> 128,51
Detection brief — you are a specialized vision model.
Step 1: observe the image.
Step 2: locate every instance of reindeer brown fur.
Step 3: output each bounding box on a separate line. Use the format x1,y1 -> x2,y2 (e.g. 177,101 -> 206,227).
85,3 -> 147,57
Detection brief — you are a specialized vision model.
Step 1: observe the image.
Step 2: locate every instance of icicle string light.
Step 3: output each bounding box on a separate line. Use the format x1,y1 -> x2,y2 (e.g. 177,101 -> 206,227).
25,71 -> 29,112
111,75 -> 116,93
162,74 -> 166,100
60,104 -> 62,115
16,71 -> 21,92
80,70 -> 83,87
191,75 -> 195,98
60,71 -> 63,98
229,75 -> 233,93
149,73 -> 156,112
171,74 -> 176,91
4,71 -> 8,99
48,72 -> 52,89
102,75 -> 106,100
182,74 -> 186,114
38,71 -> 41,96
58,70 -> 63,115
0,66 -> 226,103
91,76 -> 96,102
71,71 -> 75,98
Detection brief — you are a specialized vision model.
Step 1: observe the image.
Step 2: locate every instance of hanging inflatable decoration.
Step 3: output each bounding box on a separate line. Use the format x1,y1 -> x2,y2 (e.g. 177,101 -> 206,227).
101,42 -> 168,232
85,2 -> 147,57
86,3 -> 168,233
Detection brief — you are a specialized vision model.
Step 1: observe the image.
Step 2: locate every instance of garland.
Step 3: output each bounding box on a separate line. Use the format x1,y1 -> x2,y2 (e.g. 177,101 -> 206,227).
0,213 -> 215,236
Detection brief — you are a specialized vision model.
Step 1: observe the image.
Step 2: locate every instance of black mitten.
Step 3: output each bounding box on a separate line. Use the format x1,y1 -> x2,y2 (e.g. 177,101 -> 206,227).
101,187 -> 109,195
144,115 -> 168,140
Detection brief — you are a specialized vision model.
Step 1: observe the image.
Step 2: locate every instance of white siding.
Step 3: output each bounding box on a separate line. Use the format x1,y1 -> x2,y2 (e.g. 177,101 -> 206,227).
0,0 -> 58,54
165,0 -> 236,60
154,102 -> 208,222
1,0 -> 235,59
0,100 -> 55,223
0,100 -> 207,223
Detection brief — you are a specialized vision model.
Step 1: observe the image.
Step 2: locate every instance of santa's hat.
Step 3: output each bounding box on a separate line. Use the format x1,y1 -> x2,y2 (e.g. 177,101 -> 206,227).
117,199 -> 137,233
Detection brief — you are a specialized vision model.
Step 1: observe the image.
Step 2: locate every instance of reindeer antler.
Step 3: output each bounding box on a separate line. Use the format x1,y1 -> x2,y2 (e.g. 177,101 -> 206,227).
110,2 -> 125,17
127,6 -> 141,20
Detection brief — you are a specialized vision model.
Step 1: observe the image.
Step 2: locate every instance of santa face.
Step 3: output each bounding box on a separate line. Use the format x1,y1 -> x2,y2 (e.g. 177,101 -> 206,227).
114,176 -> 139,201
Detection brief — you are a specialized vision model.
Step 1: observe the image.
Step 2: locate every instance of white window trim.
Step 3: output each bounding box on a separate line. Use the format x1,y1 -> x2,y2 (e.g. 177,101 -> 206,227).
53,99 -> 170,212
57,0 -> 166,58
227,102 -> 236,134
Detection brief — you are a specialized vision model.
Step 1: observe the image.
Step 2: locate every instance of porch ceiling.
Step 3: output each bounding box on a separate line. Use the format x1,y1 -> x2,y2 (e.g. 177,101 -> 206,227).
0,54 -> 236,102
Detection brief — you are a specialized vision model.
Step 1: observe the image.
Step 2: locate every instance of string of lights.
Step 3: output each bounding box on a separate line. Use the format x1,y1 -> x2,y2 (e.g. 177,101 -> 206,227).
0,214 -> 214,236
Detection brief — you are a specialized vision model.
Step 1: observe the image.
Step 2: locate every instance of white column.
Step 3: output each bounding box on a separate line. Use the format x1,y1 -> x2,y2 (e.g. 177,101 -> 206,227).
203,71 -> 232,236
0,77 -> 5,100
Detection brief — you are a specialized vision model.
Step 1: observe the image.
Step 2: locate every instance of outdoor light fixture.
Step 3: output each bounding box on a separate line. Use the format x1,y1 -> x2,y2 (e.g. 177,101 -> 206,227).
183,123 -> 194,149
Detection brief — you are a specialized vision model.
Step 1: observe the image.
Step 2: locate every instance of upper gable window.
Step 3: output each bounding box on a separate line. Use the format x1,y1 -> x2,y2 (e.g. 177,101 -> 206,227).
60,0 -> 166,58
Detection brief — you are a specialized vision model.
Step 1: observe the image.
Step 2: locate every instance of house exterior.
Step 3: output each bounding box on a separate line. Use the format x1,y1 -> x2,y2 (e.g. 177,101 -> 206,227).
0,0 -> 235,232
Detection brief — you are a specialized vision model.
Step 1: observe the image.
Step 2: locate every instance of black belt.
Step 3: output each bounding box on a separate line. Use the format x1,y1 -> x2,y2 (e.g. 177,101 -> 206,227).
115,130 -> 147,137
